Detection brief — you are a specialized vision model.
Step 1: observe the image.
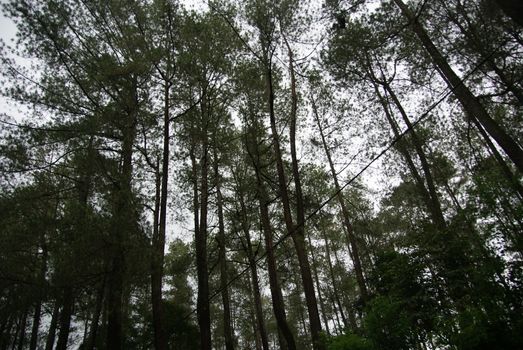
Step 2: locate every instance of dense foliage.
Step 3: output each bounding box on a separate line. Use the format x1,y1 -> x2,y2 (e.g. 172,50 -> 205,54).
0,0 -> 522,349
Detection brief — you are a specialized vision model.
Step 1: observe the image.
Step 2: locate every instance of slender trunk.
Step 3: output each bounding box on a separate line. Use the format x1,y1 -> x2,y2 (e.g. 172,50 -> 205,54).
299,299 -> 309,341
381,81 -> 447,230
248,250 -> 270,350
82,315 -> 89,346
151,80 -> 170,350
44,302 -> 59,350
444,181 -> 513,295
214,149 -> 235,350
264,39 -> 323,350
393,0 -> 523,173
371,80 -> 445,226
85,278 -> 105,350
245,272 -> 262,350
0,316 -> 9,350
196,89 -> 211,350
28,304 -> 41,350
307,233 -> 330,336
106,251 -> 125,350
10,314 -> 21,350
237,188 -> 270,350
1,315 -> 14,350
28,302 -> 42,350
106,78 -> 138,350
245,119 -> 296,350
327,288 -> 343,335
320,228 -> 348,329
150,161 -> 162,340
253,323 -> 262,350
29,242 -> 48,350
470,117 -> 523,200
257,194 -> 296,350
446,0 -> 523,105
190,144 -> 200,242
189,144 -> 202,344
332,247 -> 359,330
15,312 -> 27,350
56,288 -> 73,350
310,94 -> 368,302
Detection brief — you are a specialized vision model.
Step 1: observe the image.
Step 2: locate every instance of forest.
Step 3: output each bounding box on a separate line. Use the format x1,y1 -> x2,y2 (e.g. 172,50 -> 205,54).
0,0 -> 522,349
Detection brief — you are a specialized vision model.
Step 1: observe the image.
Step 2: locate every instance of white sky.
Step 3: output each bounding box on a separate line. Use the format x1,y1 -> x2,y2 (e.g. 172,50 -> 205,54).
0,0 -> 16,42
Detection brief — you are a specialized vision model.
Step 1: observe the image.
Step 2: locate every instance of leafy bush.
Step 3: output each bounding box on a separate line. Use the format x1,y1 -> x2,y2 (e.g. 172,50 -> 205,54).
325,332 -> 373,350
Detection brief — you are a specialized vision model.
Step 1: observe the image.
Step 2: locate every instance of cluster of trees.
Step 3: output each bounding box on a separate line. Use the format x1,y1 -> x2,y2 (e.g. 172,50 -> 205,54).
0,0 -> 522,349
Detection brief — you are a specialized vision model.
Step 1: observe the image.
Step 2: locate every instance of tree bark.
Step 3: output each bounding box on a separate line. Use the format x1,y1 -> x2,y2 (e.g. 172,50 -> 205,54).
151,79 -> 170,350
310,93 -> 369,303
283,36 -> 324,350
320,227 -> 348,330
195,88 -> 211,350
245,118 -> 296,350
257,190 -> 296,350
380,79 -> 448,230
106,77 -> 138,350
470,115 -> 523,200
15,311 -> 27,350
444,0 -> 523,105
56,287 -> 73,350
0,315 -> 14,350
28,304 -> 41,350
307,233 -> 330,336
29,242 -> 47,350
371,80 -> 446,229
245,272 -> 262,350
214,148 -> 235,350
44,302 -> 59,350
236,182 -> 270,350
85,278 -> 105,350
393,0 -> 523,173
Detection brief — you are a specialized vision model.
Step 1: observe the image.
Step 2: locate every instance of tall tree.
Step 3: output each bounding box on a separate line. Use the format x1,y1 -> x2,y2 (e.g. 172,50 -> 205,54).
392,0 -> 523,173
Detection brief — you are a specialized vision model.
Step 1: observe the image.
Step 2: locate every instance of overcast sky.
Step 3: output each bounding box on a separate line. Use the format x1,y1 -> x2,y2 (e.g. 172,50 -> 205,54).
0,1 -> 19,123
0,0 -> 17,44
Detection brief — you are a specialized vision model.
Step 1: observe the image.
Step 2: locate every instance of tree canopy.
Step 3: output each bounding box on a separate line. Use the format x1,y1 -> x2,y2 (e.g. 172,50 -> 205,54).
1,0 -> 522,349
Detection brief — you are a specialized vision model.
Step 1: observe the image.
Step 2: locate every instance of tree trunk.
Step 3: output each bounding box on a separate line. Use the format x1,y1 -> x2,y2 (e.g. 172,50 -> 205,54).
320,228 -> 349,330
237,185 -> 270,350
106,77 -> 138,350
327,287 -> 343,335
28,300 -> 42,350
55,287 -> 73,350
470,116 -> 523,200
283,36 -> 324,350
393,0 -> 523,173
310,93 -> 369,303
245,118 -> 296,350
246,273 -> 262,350
195,88 -> 211,350
379,79 -> 447,230
29,242 -> 48,350
257,194 -> 296,350
0,315 -> 14,350
214,149 -> 235,350
307,232 -> 330,336
445,0 -> 523,105
15,311 -> 27,350
44,302 -> 59,350
151,79 -> 170,350
85,278 -> 105,350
